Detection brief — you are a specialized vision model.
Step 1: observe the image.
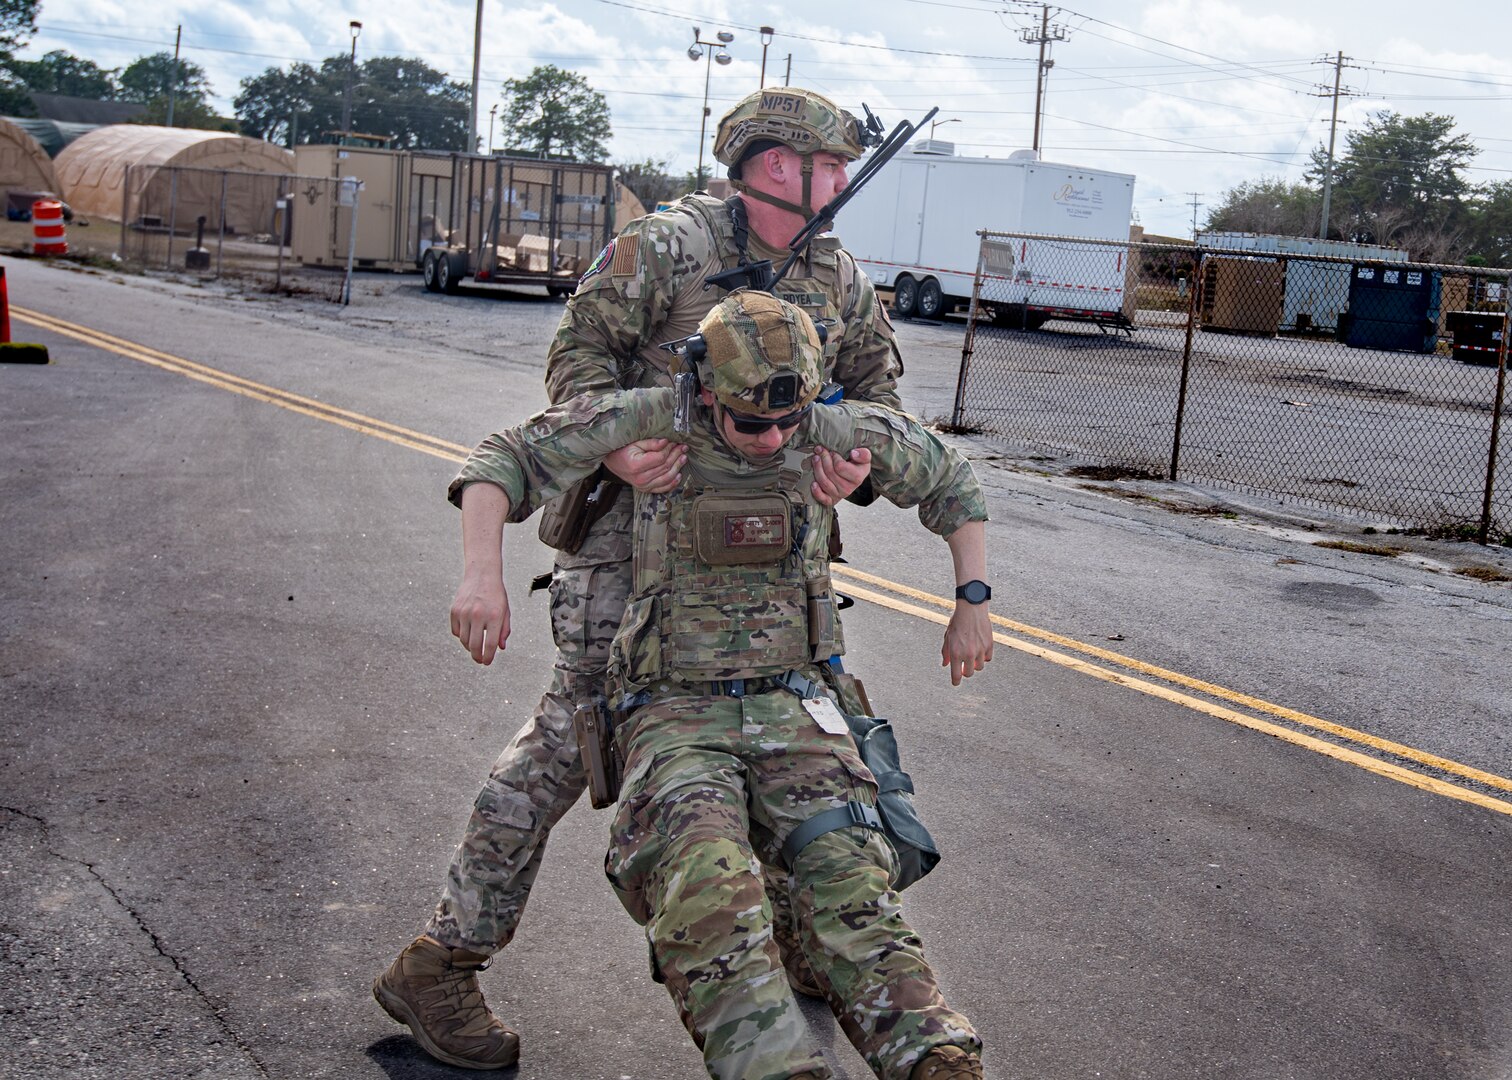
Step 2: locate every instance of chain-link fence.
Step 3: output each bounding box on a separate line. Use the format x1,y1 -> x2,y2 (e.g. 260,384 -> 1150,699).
951,231 -> 1512,542
117,164 -> 351,299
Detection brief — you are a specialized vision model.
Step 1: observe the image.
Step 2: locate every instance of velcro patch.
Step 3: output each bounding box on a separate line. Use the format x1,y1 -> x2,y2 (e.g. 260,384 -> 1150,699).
611,233 -> 640,277
725,513 -> 786,547
758,91 -> 805,117
580,240 -> 614,284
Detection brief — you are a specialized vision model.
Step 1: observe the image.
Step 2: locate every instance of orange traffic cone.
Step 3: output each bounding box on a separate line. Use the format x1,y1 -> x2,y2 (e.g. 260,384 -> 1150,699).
0,265 -> 51,363
32,199 -> 67,256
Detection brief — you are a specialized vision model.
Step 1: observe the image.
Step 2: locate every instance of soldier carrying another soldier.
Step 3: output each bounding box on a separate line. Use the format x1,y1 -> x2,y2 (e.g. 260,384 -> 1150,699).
376,86 -> 913,1071
423,290 -> 992,1080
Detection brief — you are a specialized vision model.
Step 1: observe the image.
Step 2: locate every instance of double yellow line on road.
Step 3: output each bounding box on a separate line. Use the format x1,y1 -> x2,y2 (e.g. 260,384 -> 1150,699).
19,305 -> 1512,819
14,305 -> 470,463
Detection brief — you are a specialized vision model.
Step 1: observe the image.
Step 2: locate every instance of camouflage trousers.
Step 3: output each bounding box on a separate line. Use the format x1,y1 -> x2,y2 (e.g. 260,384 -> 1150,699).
425,493 -> 635,952
606,685 -> 980,1080
425,494 -> 802,954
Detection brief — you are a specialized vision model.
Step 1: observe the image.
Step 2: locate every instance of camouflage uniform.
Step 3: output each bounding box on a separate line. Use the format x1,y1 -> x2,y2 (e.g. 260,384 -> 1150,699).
449,376 -> 986,1079
425,194 -> 903,954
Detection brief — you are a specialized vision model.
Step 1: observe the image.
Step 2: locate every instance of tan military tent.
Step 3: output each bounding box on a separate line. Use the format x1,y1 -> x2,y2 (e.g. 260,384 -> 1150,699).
0,117 -> 60,201
56,125 -> 294,234
613,179 -> 646,232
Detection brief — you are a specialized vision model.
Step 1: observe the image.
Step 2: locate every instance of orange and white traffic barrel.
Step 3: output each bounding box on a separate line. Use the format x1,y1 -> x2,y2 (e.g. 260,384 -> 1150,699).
32,199 -> 67,256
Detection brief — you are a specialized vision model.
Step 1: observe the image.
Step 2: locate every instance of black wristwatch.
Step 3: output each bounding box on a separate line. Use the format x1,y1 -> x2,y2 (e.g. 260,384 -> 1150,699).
954,580 -> 991,605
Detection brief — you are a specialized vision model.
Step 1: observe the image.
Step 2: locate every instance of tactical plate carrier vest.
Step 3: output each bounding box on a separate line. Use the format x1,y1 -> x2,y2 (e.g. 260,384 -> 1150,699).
609,432 -> 844,693
678,195 -> 861,383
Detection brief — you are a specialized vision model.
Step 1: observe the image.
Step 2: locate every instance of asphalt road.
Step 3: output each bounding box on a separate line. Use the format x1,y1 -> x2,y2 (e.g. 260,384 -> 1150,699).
2,257 -> 1510,1080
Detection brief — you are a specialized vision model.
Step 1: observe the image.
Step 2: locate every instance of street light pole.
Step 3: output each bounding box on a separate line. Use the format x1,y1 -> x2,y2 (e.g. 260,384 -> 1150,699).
488,104 -> 498,155
688,26 -> 734,190
340,20 -> 362,138
759,26 -> 773,88
930,117 -> 961,142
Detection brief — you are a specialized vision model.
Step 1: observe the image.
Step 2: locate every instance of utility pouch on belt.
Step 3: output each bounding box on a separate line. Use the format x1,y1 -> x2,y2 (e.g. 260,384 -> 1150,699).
806,576 -> 836,658
539,466 -> 624,554
780,711 -> 940,891
572,695 -> 621,809
691,493 -> 790,565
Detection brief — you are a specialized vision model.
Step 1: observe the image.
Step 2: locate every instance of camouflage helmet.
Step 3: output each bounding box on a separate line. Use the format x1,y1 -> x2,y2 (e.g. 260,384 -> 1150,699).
698,290 -> 824,413
713,87 -> 868,171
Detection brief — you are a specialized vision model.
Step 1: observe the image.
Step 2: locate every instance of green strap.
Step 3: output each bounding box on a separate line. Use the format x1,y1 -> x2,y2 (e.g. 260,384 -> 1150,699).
780,800 -> 883,868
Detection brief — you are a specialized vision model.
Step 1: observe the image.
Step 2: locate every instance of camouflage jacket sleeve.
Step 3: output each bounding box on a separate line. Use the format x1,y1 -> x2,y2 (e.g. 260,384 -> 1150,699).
543,208 -> 709,403
829,245 -> 904,410
808,402 -> 986,537
449,389 -> 676,519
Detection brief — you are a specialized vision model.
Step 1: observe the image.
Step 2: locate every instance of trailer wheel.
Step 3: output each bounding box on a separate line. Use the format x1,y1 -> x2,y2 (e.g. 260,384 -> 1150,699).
422,251 -> 442,293
547,284 -> 573,299
438,252 -> 464,294
916,277 -> 945,320
892,275 -> 919,319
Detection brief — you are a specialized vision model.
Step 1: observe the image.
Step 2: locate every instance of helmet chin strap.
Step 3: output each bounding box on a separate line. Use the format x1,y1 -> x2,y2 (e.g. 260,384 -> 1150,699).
730,152 -> 818,219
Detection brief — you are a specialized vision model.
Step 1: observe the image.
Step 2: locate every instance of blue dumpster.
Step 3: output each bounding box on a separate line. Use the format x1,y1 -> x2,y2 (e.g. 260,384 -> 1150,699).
1340,263 -> 1441,353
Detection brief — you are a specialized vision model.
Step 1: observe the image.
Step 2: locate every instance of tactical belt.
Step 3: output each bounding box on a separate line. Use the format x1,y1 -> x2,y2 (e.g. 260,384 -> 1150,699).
780,801 -> 884,867
618,668 -> 828,712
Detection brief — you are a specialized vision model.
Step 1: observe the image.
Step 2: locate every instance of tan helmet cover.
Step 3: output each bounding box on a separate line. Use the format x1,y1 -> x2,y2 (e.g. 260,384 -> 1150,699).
698,290 -> 824,412
713,87 -> 866,169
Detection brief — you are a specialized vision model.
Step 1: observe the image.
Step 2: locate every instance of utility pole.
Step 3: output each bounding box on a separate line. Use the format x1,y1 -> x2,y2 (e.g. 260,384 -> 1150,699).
470,0 -> 485,153
1187,192 -> 1203,241
165,25 -> 181,127
1020,4 -> 1066,154
1315,51 -> 1357,240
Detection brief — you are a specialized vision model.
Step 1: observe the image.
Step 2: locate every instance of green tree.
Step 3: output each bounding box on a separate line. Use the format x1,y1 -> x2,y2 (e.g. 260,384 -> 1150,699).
615,156 -> 685,210
234,55 -> 469,150
235,61 -> 326,145
1465,181 -> 1512,267
118,51 -> 212,114
1308,111 -> 1476,255
1204,176 -> 1320,238
116,51 -> 235,128
0,0 -> 37,52
7,48 -> 115,97
500,65 -> 610,161
0,0 -> 41,114
348,56 -> 468,150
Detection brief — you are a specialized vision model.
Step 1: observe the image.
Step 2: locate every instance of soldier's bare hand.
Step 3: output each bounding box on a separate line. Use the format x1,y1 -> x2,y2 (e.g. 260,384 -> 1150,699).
451,570 -> 511,665
811,446 -> 872,507
605,438 -> 687,493
941,604 -> 993,686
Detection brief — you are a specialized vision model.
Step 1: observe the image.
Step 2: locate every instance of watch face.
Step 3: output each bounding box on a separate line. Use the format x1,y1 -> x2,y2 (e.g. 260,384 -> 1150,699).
958,580 -> 990,604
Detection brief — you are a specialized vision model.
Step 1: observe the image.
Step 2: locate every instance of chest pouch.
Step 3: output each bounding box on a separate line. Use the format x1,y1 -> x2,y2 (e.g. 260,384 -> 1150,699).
692,493 -> 792,566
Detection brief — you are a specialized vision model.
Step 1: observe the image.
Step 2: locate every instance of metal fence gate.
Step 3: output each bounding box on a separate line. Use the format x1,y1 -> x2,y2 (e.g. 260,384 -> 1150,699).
953,232 -> 1511,542
118,165 -> 351,298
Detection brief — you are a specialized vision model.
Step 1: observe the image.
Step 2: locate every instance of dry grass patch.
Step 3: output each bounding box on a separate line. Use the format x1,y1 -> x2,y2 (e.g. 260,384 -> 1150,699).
1313,540 -> 1403,557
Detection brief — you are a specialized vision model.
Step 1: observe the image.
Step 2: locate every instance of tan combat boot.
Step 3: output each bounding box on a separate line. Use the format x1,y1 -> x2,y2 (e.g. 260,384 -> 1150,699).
910,1044 -> 984,1080
373,935 -> 520,1070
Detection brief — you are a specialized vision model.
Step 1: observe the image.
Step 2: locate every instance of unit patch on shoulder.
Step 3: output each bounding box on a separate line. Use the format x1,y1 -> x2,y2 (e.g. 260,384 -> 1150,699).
611,233 -> 641,277
581,240 -> 614,284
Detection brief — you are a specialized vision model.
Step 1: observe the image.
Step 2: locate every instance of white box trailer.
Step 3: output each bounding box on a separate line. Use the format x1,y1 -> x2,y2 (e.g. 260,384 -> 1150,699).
837,142 -> 1136,327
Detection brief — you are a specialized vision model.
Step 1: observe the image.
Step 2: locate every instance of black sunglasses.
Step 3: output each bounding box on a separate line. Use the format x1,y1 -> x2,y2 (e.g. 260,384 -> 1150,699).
721,402 -> 813,435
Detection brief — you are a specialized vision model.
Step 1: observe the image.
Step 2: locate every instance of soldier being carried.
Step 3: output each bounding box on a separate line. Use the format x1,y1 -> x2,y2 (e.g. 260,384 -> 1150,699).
436,291 -> 993,1080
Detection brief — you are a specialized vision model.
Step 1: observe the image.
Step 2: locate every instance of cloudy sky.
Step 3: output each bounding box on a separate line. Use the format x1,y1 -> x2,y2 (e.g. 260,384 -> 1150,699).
26,0 -> 1512,237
